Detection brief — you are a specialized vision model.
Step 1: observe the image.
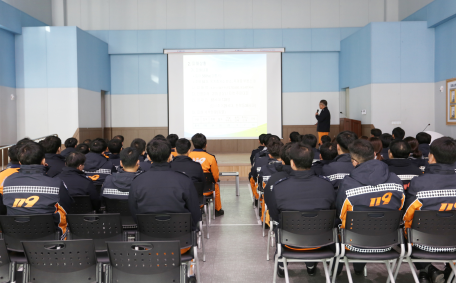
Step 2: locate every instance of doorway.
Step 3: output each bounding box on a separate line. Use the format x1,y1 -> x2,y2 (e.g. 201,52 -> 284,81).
339,88 -> 350,119
101,90 -> 111,139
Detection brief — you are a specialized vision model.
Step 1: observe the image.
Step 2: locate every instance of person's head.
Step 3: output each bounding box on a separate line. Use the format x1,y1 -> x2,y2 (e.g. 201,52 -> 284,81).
176,138 -> 192,155
380,133 -> 393,149
320,142 -> 338,161
348,139 -> 375,167
280,143 -> 293,166
17,142 -> 45,165
429,137 -> 456,164
370,128 -> 382,138
268,140 -> 284,159
336,131 -> 358,154
89,138 -> 107,154
16,138 -> 33,147
369,137 -> 383,161
289,132 -> 300,143
389,140 -> 411,159
266,136 -> 281,148
319,100 -> 327,110
83,139 -> 92,145
153,134 -> 166,141
66,152 -> 86,170
146,140 -> 172,163
392,127 -> 405,140
359,136 -> 369,140
263,134 -> 272,146
259,134 -> 267,146
64,138 -> 78,149
8,145 -> 19,164
404,137 -> 422,158
320,135 -> 331,144
75,144 -> 89,154
300,134 -> 318,148
166,134 -> 179,148
289,142 -> 313,170
113,135 -> 124,144
43,136 -> 62,154
416,132 -> 431,145
192,133 -> 207,150
130,138 -> 146,155
120,147 -> 140,171
108,139 -> 122,154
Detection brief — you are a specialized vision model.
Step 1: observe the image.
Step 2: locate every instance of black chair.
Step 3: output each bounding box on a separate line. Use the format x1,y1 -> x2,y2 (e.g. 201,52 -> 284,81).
22,240 -> 101,283
68,196 -> 95,214
334,210 -> 404,283
104,198 -> 136,229
273,210 -> 338,283
192,182 -> 206,262
105,241 -> 181,283
136,213 -> 200,282
203,173 -> 216,223
0,240 -> 15,283
404,210 -> 456,283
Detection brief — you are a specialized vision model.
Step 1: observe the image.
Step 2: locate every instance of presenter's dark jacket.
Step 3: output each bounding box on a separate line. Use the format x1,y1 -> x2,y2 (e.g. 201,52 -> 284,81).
312,160 -> 334,176
321,153 -> 354,188
1,165 -> 73,240
129,162 -> 200,230
263,164 -> 293,221
250,146 -> 265,165
170,156 -> 205,183
60,147 -> 76,159
109,154 -> 121,171
102,169 -> 141,200
418,144 -> 430,158
83,152 -> 117,185
268,170 -> 335,225
45,153 -> 66,177
55,167 -> 100,210
383,159 -> 422,187
315,107 -> 331,132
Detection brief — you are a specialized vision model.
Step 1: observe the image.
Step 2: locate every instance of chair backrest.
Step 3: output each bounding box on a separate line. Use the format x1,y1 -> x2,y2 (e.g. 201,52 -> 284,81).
203,173 -> 214,192
68,196 -> 94,214
409,210 -> 456,248
107,241 -> 181,283
105,198 -> 131,217
137,214 -> 193,249
0,240 -> 11,282
66,214 -> 123,252
193,182 -> 205,206
280,210 -> 336,248
22,240 -> 98,283
0,214 -> 57,252
343,210 -> 402,249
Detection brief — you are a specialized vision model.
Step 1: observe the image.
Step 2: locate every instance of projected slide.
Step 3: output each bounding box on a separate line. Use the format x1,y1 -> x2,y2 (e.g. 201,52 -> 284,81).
183,54 -> 267,138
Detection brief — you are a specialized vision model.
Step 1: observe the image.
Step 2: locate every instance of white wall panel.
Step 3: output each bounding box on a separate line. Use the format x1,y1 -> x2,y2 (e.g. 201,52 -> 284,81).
349,84 -> 371,124
282,0 -> 311,28
283,92 -> 339,125
195,0 -> 224,29
138,94 -> 168,127
311,0 -> 340,28
369,0 -> 385,23
310,92 -> 340,125
52,0 -> 65,26
138,0 -> 167,30
66,0 -> 82,28
223,0 -> 253,29
48,88 -> 78,141
386,0 -> 399,22
80,0 -> 110,30
78,88 -> 101,128
111,94 -> 140,127
399,83 -> 434,136
371,83 -> 401,133
16,88 -> 49,140
0,86 -> 17,145
340,0 -> 369,27
166,0 -> 196,29
252,0 -> 282,29
109,0 -> 138,30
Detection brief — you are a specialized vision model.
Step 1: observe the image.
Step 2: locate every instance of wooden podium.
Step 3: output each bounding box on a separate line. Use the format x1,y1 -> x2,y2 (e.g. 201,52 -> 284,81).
339,118 -> 362,137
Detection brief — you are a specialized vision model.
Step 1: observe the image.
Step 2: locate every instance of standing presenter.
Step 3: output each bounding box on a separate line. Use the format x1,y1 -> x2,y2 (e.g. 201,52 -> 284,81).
315,100 -> 331,145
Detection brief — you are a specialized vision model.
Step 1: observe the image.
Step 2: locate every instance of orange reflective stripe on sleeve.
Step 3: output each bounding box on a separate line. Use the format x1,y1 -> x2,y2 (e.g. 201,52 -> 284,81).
339,198 -> 353,229
88,175 -> 100,181
403,199 -> 423,231
0,168 -> 20,195
54,203 -> 68,239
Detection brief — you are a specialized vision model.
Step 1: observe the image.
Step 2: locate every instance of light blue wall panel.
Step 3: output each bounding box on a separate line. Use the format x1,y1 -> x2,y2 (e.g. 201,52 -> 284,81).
427,0 -> 456,27
21,12 -> 47,28
0,28 -> 16,88
253,29 -> 283,48
311,28 -> 340,51
166,30 -> 196,49
138,30 -> 166,53
403,6 -> 428,22
47,27 -> 78,88
282,29 -> 311,52
15,33 -> 24,88
340,27 -> 362,40
435,16 -> 456,82
371,22 -> 401,84
310,52 -> 339,92
224,29 -> 254,48
195,29 -> 224,48
138,54 -> 168,94
339,39 -> 350,88
109,31 -> 138,54
0,1 -> 21,33
282,53 -> 311,92
22,27 -> 47,88
111,55 -> 139,94
87,30 -> 109,43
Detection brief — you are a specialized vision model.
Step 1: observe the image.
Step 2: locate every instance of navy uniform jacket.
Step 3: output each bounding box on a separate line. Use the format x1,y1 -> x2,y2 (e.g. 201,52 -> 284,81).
1,165 -> 73,239
139,154 -> 147,162
139,160 -> 152,171
55,167 -> 100,210
60,147 -> 76,159
109,154 -> 121,171
321,153 -> 354,188
383,159 -> 422,187
315,107 -> 331,132
408,157 -> 428,170
102,169 -> 141,200
418,144 -> 430,158
381,148 -> 390,160
313,148 -> 321,160
251,150 -> 270,181
170,156 -> 205,183
263,164 -> 293,222
268,170 -> 335,224
258,158 -> 282,188
129,163 -> 200,230
250,146 -> 265,165
45,153 -> 66,177
312,160 -> 334,176
83,152 -> 117,185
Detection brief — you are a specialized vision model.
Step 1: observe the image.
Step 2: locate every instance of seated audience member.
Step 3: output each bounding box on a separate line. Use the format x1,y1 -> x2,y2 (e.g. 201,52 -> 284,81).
369,137 -> 383,161
83,139 -> 92,145
60,138 -> 78,158
55,152 -> 100,210
189,133 -> 224,216
43,136 -> 66,177
371,128 -> 382,138
268,142 -> 335,277
312,142 -> 338,176
75,143 -> 89,154
336,139 -> 404,275
300,134 -> 320,161
359,136 -> 369,140
153,134 -> 166,141
392,127 -> 405,140
131,138 -> 147,162
0,146 -> 21,213
416,132 -> 432,158
167,134 -> 179,158
102,147 -> 141,201
2,142 -> 73,239
383,140 -> 422,188
320,135 -> 331,145
322,131 -> 357,188
405,137 -> 428,169
129,140 -> 200,233
108,138 -> 123,170
113,135 -> 124,145
250,134 -> 267,165
403,137 -> 456,282
289,131 -> 300,143
252,133 -> 272,164
84,138 -> 117,185
170,138 -> 205,182
380,133 -> 393,160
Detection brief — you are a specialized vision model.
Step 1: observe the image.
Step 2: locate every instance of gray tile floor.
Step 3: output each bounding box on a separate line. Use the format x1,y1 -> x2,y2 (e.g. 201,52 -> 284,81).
196,181 -> 439,283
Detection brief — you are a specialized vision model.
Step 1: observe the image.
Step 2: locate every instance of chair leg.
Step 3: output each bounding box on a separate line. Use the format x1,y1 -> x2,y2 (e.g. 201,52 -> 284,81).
262,204 -> 267,237
406,257 -> 420,283
199,221 -> 206,262
204,205 -> 209,239
364,265 -> 367,277
393,257 -> 403,281
181,263 -> 186,283
448,261 -> 456,283
386,259 -> 396,283
328,258 -> 334,277
322,259 -> 331,283
208,201 -> 212,226
212,192 -> 215,220
344,257 -> 353,283
332,257 -> 341,283
267,226 -> 271,261
283,257 -> 290,283
385,260 -> 396,283
273,254 -> 279,283
194,247 -> 201,283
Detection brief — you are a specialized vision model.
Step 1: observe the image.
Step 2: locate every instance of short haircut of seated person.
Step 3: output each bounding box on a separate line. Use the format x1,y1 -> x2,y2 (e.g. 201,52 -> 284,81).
430,137 -> 456,164
268,140 -> 284,159
83,139 -> 92,145
16,138 -> 33,147
301,134 -> 318,148
416,132 -> 431,145
90,138 -> 107,154
380,133 -> 393,149
336,131 -> 358,152
130,138 -> 146,154
192,133 -> 207,149
108,139 -> 122,154
392,127 -> 405,140
176,138 -> 192,154
266,136 -> 281,148
120,147 -> 140,168
153,134 -> 166,141
389,140 -> 411,159
43,136 -> 62,154
263,134 -> 273,146
348,139 -> 375,164
64,138 -> 78,148
76,144 -> 89,154
167,134 -> 179,148
8,145 -> 19,163
147,140 -> 172,163
321,135 -> 331,144
66,152 -> 86,168
320,142 -> 338,161
280,143 -> 293,166
289,143 -> 313,169
289,131 -> 300,143
18,142 -> 45,165
259,134 -> 267,145
371,128 -> 382,137
113,135 -> 124,143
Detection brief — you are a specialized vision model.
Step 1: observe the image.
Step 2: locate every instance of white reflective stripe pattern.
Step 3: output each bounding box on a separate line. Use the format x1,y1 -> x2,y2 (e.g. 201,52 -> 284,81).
256,167 -> 261,173
83,169 -> 111,174
397,175 -> 418,181
263,176 -> 271,182
419,166 -> 425,172
3,186 -> 59,195
414,244 -> 456,253
312,159 -> 319,164
417,189 -> 456,199
103,188 -> 129,196
346,183 -> 404,197
346,245 -> 392,253
326,173 -> 350,181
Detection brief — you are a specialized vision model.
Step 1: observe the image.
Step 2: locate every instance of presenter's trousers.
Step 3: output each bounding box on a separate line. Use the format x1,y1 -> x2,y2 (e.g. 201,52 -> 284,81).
318,132 -> 329,145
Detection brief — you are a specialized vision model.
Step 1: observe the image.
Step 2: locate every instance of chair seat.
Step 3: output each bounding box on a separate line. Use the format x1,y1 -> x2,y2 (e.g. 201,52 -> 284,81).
282,246 -> 335,260
411,248 -> 456,260
181,250 -> 194,262
96,251 -> 110,264
344,249 -> 400,260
